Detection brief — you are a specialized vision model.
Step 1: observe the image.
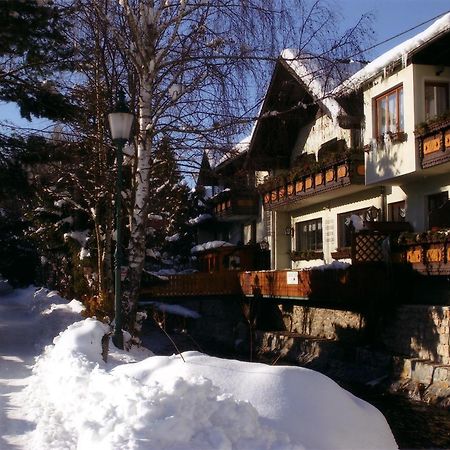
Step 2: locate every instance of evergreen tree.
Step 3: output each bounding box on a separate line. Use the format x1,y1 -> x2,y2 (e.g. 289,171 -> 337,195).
0,0 -> 76,120
144,137 -> 193,273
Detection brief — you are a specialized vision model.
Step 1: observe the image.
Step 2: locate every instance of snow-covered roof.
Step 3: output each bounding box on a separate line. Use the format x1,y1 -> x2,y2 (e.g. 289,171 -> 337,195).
280,49 -> 344,122
191,240 -> 233,254
212,132 -> 253,170
188,213 -> 213,226
336,12 -> 450,94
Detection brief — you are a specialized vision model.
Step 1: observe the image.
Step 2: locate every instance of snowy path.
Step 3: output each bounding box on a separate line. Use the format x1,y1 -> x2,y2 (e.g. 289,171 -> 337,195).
0,294 -> 36,449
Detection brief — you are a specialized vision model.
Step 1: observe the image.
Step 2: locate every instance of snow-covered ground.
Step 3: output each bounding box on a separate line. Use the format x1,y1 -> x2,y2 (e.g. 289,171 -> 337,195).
0,286 -> 398,449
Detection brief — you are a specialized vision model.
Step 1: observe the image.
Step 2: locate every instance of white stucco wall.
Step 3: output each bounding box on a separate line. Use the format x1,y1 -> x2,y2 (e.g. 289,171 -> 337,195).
292,114 -> 352,162
364,65 -> 417,184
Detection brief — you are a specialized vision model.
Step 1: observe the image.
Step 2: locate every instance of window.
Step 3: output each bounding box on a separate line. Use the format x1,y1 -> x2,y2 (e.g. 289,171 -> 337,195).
428,192 -> 448,216
388,201 -> 406,222
337,208 -> 367,248
428,192 -> 449,229
296,218 -> 322,252
374,85 -> 404,136
425,82 -> 449,120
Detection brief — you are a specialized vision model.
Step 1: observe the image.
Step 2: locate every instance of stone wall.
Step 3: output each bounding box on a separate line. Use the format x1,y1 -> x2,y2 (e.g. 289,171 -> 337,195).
266,303 -> 450,365
382,305 -> 450,364
275,303 -> 365,342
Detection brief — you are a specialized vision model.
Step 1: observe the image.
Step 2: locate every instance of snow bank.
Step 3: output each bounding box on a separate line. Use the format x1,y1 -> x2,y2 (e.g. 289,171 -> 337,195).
119,352 -> 397,450
23,317 -> 397,450
5,288 -> 396,450
24,321 -> 294,450
0,287 -> 85,351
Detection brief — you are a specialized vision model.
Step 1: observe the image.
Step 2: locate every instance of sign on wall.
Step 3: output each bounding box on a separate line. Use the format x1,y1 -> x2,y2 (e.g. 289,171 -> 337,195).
286,271 -> 298,285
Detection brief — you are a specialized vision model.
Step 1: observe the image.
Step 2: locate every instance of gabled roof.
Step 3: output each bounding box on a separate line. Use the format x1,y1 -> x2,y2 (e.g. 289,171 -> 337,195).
280,49 -> 343,122
336,12 -> 450,94
213,133 -> 252,171
196,151 -> 216,187
245,50 -> 363,170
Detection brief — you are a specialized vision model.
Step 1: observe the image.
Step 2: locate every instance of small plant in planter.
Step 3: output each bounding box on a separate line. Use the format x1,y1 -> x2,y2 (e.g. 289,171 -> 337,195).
331,247 -> 351,260
415,122 -> 429,136
289,250 -> 324,261
257,173 -> 287,193
387,131 -> 407,143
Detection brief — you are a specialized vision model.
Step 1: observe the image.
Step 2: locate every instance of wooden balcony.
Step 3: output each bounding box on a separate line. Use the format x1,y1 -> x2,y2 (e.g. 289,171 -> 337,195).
260,156 -> 365,210
210,189 -> 259,222
194,244 -> 270,273
416,116 -> 450,169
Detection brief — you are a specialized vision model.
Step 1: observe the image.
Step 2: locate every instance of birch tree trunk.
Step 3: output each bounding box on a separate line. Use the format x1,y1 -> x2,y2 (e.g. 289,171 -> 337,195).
123,86 -> 153,326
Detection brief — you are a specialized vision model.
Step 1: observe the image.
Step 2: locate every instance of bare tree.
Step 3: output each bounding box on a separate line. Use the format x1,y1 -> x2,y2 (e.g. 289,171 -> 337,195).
72,0 -> 372,331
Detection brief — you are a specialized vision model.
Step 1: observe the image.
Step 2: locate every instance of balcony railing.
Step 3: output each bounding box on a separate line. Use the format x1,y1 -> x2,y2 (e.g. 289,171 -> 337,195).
395,231 -> 450,275
210,189 -> 259,221
259,154 -> 365,209
416,116 -> 450,169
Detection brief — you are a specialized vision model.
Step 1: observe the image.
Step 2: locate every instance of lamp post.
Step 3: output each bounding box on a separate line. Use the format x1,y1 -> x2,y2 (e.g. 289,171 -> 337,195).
108,91 -> 134,349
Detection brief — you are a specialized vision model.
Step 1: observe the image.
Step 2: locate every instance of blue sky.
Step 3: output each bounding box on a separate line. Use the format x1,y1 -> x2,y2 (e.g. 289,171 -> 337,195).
338,0 -> 449,58
1,1 -> 449,129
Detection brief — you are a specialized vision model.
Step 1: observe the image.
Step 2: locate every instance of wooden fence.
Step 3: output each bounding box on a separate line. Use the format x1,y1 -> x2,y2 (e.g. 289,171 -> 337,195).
140,271 -> 242,298
239,269 -> 351,300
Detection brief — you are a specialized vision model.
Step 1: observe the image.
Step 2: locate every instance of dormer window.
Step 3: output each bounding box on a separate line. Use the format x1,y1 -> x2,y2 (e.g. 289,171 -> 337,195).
374,85 -> 404,136
425,82 -> 449,120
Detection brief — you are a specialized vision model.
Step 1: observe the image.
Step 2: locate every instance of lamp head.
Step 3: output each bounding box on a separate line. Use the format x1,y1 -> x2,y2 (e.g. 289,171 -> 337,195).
108,90 -> 134,142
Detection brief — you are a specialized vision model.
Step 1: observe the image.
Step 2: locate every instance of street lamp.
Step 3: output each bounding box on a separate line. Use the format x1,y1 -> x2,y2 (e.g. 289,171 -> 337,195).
108,91 -> 134,349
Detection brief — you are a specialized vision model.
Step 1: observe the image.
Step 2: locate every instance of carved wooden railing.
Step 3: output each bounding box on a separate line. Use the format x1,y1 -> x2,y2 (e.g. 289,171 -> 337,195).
416,117 -> 450,169
395,233 -> 450,275
210,189 -> 259,220
260,156 -> 365,210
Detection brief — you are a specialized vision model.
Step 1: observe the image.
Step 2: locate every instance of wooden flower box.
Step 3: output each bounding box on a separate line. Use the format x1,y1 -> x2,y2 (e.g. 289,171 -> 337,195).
325,168 -> 335,183
287,182 -> 295,196
337,164 -> 348,178
315,172 -> 324,186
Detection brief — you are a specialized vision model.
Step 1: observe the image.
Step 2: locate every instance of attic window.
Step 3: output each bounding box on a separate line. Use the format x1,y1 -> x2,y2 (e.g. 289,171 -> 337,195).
374,85 -> 404,137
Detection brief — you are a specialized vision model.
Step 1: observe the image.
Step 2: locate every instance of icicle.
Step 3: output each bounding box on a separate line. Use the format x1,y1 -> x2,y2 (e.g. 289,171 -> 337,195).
402,52 -> 408,68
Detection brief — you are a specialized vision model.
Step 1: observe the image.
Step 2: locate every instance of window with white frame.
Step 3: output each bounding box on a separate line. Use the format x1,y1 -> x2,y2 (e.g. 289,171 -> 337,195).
425,82 -> 449,120
295,218 -> 322,252
374,85 -> 404,136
